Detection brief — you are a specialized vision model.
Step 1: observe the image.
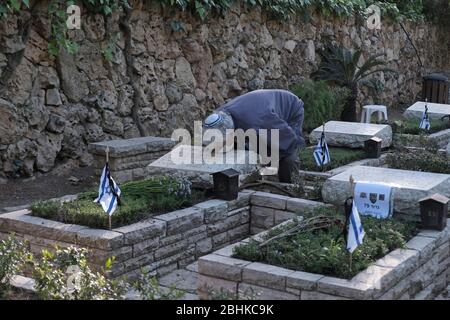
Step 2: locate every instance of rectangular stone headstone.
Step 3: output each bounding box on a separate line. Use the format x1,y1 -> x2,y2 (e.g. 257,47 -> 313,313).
88,136 -> 175,157
322,165 -> 450,216
147,145 -> 260,187
309,121 -> 392,149
403,101 -> 450,120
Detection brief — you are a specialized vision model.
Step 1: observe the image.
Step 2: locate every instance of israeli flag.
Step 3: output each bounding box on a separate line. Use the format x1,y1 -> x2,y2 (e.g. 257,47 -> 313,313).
94,164 -> 121,216
347,201 -> 365,253
419,106 -> 431,131
313,132 -> 330,167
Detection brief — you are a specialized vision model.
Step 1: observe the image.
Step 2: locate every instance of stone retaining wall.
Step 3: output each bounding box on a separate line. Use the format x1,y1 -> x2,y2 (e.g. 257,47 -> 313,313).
88,136 -> 175,182
0,190 -> 254,279
198,219 -> 450,300
1,0 -> 449,178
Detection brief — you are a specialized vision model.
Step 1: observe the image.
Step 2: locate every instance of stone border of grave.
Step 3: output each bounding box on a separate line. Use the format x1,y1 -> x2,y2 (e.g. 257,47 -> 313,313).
198,219 -> 450,300
0,191 -> 329,281
0,191 -> 254,279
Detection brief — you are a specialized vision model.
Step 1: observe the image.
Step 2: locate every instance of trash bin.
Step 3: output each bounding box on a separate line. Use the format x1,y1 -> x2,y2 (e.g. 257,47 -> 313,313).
421,73 -> 449,104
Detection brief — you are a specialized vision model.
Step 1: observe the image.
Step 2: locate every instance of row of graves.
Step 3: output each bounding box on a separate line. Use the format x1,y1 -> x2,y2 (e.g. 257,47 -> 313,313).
1,100 -> 450,300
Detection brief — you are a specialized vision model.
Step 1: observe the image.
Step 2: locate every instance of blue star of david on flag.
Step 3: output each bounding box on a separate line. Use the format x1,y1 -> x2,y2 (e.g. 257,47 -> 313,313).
94,164 -> 121,216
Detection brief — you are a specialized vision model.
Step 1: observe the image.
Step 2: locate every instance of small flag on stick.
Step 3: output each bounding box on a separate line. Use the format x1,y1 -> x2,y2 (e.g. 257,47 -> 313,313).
313,123 -> 330,167
346,200 -> 365,253
345,175 -> 365,271
94,147 -> 121,217
419,100 -> 431,131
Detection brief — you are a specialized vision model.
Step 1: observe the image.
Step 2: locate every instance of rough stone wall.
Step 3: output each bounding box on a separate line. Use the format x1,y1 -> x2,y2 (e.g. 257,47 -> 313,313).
0,1 -> 449,177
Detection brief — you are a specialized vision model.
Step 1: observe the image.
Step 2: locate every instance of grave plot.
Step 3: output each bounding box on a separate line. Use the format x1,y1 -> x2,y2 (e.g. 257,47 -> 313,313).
0,178 -> 255,280
0,188 -> 331,283
285,122 -> 394,199
395,101 -> 450,148
309,121 -> 392,149
198,211 -> 450,300
404,101 -> 450,120
384,146 -> 450,175
322,165 -> 450,217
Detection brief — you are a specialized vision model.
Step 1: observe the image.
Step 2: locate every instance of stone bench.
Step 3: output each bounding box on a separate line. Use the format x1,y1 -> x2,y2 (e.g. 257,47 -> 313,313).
88,136 -> 176,182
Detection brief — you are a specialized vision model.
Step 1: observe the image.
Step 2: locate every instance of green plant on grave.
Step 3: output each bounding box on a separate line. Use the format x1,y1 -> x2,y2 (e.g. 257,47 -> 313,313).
392,118 -> 450,135
298,146 -> 366,172
291,80 -> 350,132
385,147 -> 450,174
232,206 -> 418,279
31,177 -> 204,229
0,236 -> 31,297
312,44 -> 396,122
132,269 -> 185,300
33,246 -> 128,300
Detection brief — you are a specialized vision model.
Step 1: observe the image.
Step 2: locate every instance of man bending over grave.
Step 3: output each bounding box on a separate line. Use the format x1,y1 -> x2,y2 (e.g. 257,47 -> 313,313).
202,89 -> 305,183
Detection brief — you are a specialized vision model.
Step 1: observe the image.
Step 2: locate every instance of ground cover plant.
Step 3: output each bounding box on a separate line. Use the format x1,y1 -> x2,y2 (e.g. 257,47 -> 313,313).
0,235 -> 185,300
31,177 -> 207,229
386,147 -> 450,174
299,146 -> 366,172
0,236 -> 31,299
392,119 -> 450,135
233,206 -> 418,279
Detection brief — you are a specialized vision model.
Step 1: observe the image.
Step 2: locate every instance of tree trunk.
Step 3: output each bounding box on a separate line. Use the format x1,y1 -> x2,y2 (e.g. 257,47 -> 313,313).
341,84 -> 358,122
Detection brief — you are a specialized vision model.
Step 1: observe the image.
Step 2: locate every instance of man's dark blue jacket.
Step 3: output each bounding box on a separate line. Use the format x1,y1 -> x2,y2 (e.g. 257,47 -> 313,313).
219,89 -> 305,158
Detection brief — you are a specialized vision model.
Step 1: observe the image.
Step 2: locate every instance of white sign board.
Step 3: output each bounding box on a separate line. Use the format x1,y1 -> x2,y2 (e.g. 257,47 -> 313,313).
354,182 -> 393,219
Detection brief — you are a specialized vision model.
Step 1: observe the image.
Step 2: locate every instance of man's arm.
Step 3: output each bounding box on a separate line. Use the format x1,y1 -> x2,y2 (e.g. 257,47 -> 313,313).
265,110 -> 303,157
288,99 -> 306,148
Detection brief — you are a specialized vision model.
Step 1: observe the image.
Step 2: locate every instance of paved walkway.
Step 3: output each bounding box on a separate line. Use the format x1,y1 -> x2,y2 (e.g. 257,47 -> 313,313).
157,262 -> 200,300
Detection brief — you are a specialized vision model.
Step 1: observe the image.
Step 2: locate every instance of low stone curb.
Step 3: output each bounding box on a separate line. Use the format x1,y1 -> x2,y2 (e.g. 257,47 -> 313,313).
198,218 -> 450,300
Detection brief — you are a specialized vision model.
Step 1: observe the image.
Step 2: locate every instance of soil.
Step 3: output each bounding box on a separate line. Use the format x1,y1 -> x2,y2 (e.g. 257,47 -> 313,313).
0,164 -> 97,211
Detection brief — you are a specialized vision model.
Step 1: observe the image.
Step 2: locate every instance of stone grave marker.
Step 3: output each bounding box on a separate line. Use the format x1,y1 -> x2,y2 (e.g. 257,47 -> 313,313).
309,121 -> 392,148
147,145 -> 260,187
403,101 -> 450,120
322,165 -> 450,216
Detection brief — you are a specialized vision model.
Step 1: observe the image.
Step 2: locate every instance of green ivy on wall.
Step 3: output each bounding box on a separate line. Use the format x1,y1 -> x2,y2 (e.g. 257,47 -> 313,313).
0,0 -> 448,59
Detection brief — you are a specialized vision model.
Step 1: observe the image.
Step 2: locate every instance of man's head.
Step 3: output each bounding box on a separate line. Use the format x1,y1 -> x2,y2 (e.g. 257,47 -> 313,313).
202,111 -> 235,149
203,111 -> 234,135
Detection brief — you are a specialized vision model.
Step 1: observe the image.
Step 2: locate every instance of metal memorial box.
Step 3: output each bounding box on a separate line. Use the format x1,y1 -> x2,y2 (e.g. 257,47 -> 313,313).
419,193 -> 449,231
364,137 -> 382,159
211,168 -> 239,201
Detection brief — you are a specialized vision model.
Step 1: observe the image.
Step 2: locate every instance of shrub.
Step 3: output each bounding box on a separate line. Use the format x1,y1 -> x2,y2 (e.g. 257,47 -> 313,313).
291,80 -> 350,132
392,119 -> 450,135
0,236 -> 31,296
233,207 -> 418,279
311,45 -> 395,122
299,146 -> 366,171
386,148 -> 450,174
31,177 -> 207,229
33,246 -> 128,300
